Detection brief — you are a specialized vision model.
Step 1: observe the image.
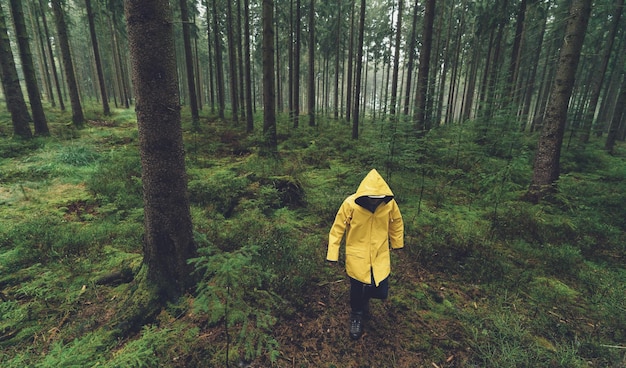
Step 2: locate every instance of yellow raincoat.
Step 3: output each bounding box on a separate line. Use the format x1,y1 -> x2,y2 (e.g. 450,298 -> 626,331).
327,169 -> 404,286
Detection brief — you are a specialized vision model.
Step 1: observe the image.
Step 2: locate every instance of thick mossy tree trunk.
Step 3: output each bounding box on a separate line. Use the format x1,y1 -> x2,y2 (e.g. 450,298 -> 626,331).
120,0 -> 197,333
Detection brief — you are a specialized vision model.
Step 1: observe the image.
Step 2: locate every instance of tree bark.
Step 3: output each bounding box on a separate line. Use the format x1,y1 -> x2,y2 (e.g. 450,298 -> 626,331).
414,0 -> 435,132
9,0 -> 49,135
389,0 -> 403,116
507,0 -> 528,103
262,0 -> 278,154
244,0 -> 254,133
526,0 -> 592,203
308,0 -> 315,126
51,0 -> 84,127
579,0 -> 623,143
204,1 -> 215,113
333,0 -> 342,119
605,72 -> 625,154
346,0 -> 355,123
29,2 -> 55,108
124,0 -> 197,300
403,0 -> 419,116
211,0 -> 225,119
38,0 -> 64,111
179,0 -> 199,124
293,0 -> 301,128
225,0 -> 239,123
351,0 -> 365,139
85,0 -> 110,116
0,2 -> 32,139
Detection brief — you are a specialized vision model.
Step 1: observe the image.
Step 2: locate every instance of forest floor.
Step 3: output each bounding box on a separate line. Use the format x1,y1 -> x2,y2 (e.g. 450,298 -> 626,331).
266,260 -> 470,367
2,107 -> 626,367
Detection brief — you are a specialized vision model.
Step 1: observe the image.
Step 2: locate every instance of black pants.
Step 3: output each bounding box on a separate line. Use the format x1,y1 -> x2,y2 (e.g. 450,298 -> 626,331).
350,275 -> 389,314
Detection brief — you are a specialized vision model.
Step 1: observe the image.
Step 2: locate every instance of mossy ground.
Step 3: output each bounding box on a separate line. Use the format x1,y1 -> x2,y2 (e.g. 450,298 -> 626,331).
1,103 -> 626,367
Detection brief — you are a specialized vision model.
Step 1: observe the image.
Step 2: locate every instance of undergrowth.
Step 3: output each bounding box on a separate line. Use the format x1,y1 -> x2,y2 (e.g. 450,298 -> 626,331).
1,106 -> 625,367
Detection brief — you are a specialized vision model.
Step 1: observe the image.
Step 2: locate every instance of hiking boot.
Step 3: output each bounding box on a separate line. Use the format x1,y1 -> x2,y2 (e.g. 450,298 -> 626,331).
349,313 -> 363,340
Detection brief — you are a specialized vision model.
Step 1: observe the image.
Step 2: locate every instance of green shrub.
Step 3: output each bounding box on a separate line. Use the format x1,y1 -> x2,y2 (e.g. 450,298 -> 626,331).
0,216 -> 63,270
560,146 -> 609,174
410,207 -> 488,269
188,169 -> 249,216
0,138 -> 43,159
190,243 -> 281,364
56,144 -> 100,166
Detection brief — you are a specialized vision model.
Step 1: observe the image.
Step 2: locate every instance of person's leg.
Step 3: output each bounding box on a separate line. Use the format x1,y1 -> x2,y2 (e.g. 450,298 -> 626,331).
349,277 -> 370,314
349,278 -> 369,339
369,277 -> 389,300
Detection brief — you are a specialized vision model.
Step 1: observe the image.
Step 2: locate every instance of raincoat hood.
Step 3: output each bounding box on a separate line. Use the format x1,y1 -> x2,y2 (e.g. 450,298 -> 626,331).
354,169 -> 394,198
354,169 -> 394,213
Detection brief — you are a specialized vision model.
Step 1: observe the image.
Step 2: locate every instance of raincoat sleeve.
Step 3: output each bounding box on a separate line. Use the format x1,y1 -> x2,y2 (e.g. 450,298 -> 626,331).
327,200 -> 351,261
389,200 -> 404,249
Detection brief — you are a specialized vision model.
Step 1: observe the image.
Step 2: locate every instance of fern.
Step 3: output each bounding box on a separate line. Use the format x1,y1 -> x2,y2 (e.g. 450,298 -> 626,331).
103,326 -> 168,368
190,242 -> 282,364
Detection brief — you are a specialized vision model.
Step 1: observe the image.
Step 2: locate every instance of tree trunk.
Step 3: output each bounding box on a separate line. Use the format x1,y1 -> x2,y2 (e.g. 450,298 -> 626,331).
85,0 -> 110,116
388,0 -> 403,116
445,3 -> 466,125
403,0 -> 419,116
237,0 -> 246,119
351,0 -> 365,139
262,0 -> 278,154
211,0 -> 225,119
274,5 -> 282,114
0,2 -> 32,139
334,0 -> 342,119
9,0 -> 49,135
605,72 -> 625,154
288,0 -> 294,121
293,0 -> 301,127
109,19 -> 125,108
414,0 -> 435,132
179,0 -> 199,124
480,0 -> 507,123
526,0 -> 592,203
51,0 -> 84,127
346,0 -> 355,123
124,0 -> 196,301
308,0 -> 315,126
38,0 -> 64,111
226,0 -> 239,123
30,2 -> 55,108
244,0 -> 254,133
507,0 -> 528,103
579,0 -> 623,143
117,27 -> 132,108
520,5 -> 547,130
205,0 -> 215,113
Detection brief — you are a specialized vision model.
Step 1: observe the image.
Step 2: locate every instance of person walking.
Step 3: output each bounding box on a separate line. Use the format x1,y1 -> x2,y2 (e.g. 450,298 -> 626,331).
326,169 -> 404,340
